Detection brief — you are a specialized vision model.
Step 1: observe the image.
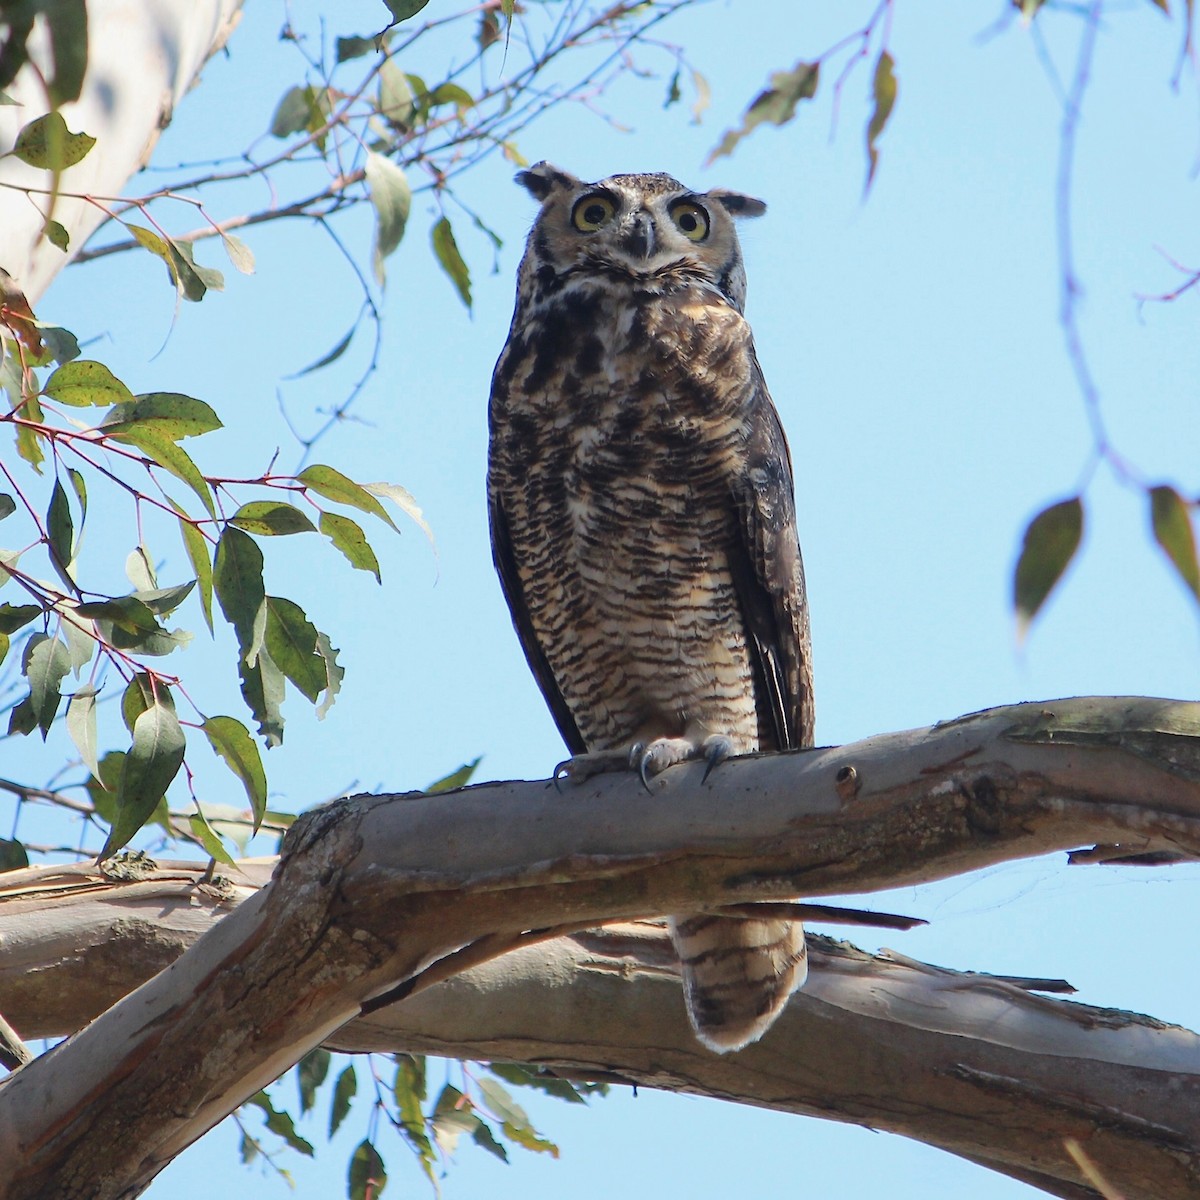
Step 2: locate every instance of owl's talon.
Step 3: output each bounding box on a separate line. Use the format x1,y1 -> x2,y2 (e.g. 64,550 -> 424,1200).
701,734 -> 734,782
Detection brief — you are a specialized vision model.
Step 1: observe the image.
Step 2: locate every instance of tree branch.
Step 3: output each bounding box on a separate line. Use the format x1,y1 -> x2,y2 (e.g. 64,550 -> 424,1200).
0,697 -> 1198,1199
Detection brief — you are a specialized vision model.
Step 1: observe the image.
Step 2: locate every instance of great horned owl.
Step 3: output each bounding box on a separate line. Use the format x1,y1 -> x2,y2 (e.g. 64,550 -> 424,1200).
488,163 -> 814,1053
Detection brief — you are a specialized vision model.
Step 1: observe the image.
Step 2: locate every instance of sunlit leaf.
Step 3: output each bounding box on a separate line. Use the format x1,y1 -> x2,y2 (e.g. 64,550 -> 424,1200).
43,359 -> 135,407
1150,484 -> 1200,602
364,151 -> 411,286
171,502 -> 214,632
364,481 -> 433,544
431,216 -> 472,310
379,59 -> 416,128
12,112 -> 95,169
865,50 -> 898,194
134,581 -> 196,616
318,511 -> 381,582
298,465 -> 399,531
314,632 -> 342,720
231,500 -> 317,537
108,423 -> 215,515
77,595 -> 159,636
188,809 -> 237,866
203,715 -> 268,829
221,233 -> 255,275
240,646 -> 286,747
1013,497 -> 1083,637
708,61 -> 819,163
104,392 -> 222,440
126,545 -> 157,591
424,757 -> 480,793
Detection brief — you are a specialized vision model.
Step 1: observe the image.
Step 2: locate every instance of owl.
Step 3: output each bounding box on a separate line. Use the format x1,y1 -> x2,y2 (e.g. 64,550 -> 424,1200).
488,163 -> 814,1053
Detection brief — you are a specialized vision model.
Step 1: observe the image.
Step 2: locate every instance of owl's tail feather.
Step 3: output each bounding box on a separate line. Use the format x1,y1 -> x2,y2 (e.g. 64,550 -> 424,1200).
669,912 -> 806,1053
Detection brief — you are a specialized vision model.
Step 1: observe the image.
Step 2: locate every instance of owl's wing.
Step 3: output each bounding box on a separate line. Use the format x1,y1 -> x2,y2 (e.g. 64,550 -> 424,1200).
727,369 -> 814,752
488,495 -> 588,755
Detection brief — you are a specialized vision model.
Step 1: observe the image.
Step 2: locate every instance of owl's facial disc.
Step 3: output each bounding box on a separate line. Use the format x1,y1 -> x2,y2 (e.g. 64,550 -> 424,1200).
621,212 -> 655,260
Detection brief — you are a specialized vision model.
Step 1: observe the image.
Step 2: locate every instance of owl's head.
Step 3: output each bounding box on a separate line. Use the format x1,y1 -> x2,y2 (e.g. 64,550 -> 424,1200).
514,163 -> 766,313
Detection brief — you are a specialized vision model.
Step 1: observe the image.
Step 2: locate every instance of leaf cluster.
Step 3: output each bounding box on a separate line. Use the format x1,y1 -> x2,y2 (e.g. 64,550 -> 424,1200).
0,303 -> 424,864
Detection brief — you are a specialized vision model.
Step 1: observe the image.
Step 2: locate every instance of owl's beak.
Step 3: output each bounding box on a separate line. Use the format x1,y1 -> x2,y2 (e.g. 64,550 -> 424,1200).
622,213 -> 656,260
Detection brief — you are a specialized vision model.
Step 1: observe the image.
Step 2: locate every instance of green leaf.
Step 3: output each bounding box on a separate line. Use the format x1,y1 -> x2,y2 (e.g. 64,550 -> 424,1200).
431,216 -> 472,310
865,50 -> 898,194
46,478 -> 74,579
485,1062 -> 596,1102
40,325 -> 80,365
424,757 -> 481,794
203,716 -> 268,829
101,696 -> 186,858
348,1140 -> 387,1200
214,526 -> 266,656
432,1105 -> 479,1155
393,1058 -> 435,1180
172,505 -> 214,633
187,809 -> 237,866
501,1120 -> 559,1157
264,596 -> 324,702
0,631 -> 9,668
297,1048 -> 331,1116
298,465 -> 399,531
107,424 -> 214,516
330,1064 -> 357,1137
45,219 -> 69,252
77,596 -> 159,636
120,672 -> 167,734
127,545 -> 157,591
66,685 -> 100,779
58,603 -> 94,673
478,1078 -> 529,1128
382,0 -> 431,22
1150,484 -> 1200,602
104,392 -> 222,440
287,326 -> 355,379
364,151 -> 411,287
11,112 -> 95,169
7,696 -> 37,736
471,1119 -> 508,1162
708,61 -> 819,163
0,494 -> 14,520
425,82 -> 474,117
318,511 -> 380,582
240,647 -> 286,747
0,838 -> 29,872
42,0 -> 88,105
108,622 -> 192,658
24,632 -> 71,737
244,1091 -> 315,1157
337,35 -> 375,62
269,86 -> 312,137
0,603 -> 42,634
68,467 -> 87,527
43,359 -> 134,407
1013,497 -> 1083,636
171,240 -> 225,298
133,581 -> 195,616
230,500 -> 316,537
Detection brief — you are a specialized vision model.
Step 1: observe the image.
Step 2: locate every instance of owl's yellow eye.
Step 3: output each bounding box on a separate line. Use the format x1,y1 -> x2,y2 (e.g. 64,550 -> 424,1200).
571,193 -> 616,232
669,200 -> 710,242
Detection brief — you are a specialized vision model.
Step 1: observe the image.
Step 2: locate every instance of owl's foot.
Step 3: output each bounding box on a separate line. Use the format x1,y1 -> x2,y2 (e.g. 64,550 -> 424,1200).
553,748 -> 633,786
556,734 -> 736,792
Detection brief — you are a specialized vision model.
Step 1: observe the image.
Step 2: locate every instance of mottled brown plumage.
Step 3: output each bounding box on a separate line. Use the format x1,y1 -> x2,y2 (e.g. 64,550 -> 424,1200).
488,163 -> 813,1052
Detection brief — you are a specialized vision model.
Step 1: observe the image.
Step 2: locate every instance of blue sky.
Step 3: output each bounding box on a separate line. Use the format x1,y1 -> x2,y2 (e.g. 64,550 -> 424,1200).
8,1 -> 1200,1196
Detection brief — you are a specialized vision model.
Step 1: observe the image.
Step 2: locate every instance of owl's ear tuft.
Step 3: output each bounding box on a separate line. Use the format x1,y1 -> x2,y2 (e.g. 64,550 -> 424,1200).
708,189 -> 767,219
516,162 -> 581,202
